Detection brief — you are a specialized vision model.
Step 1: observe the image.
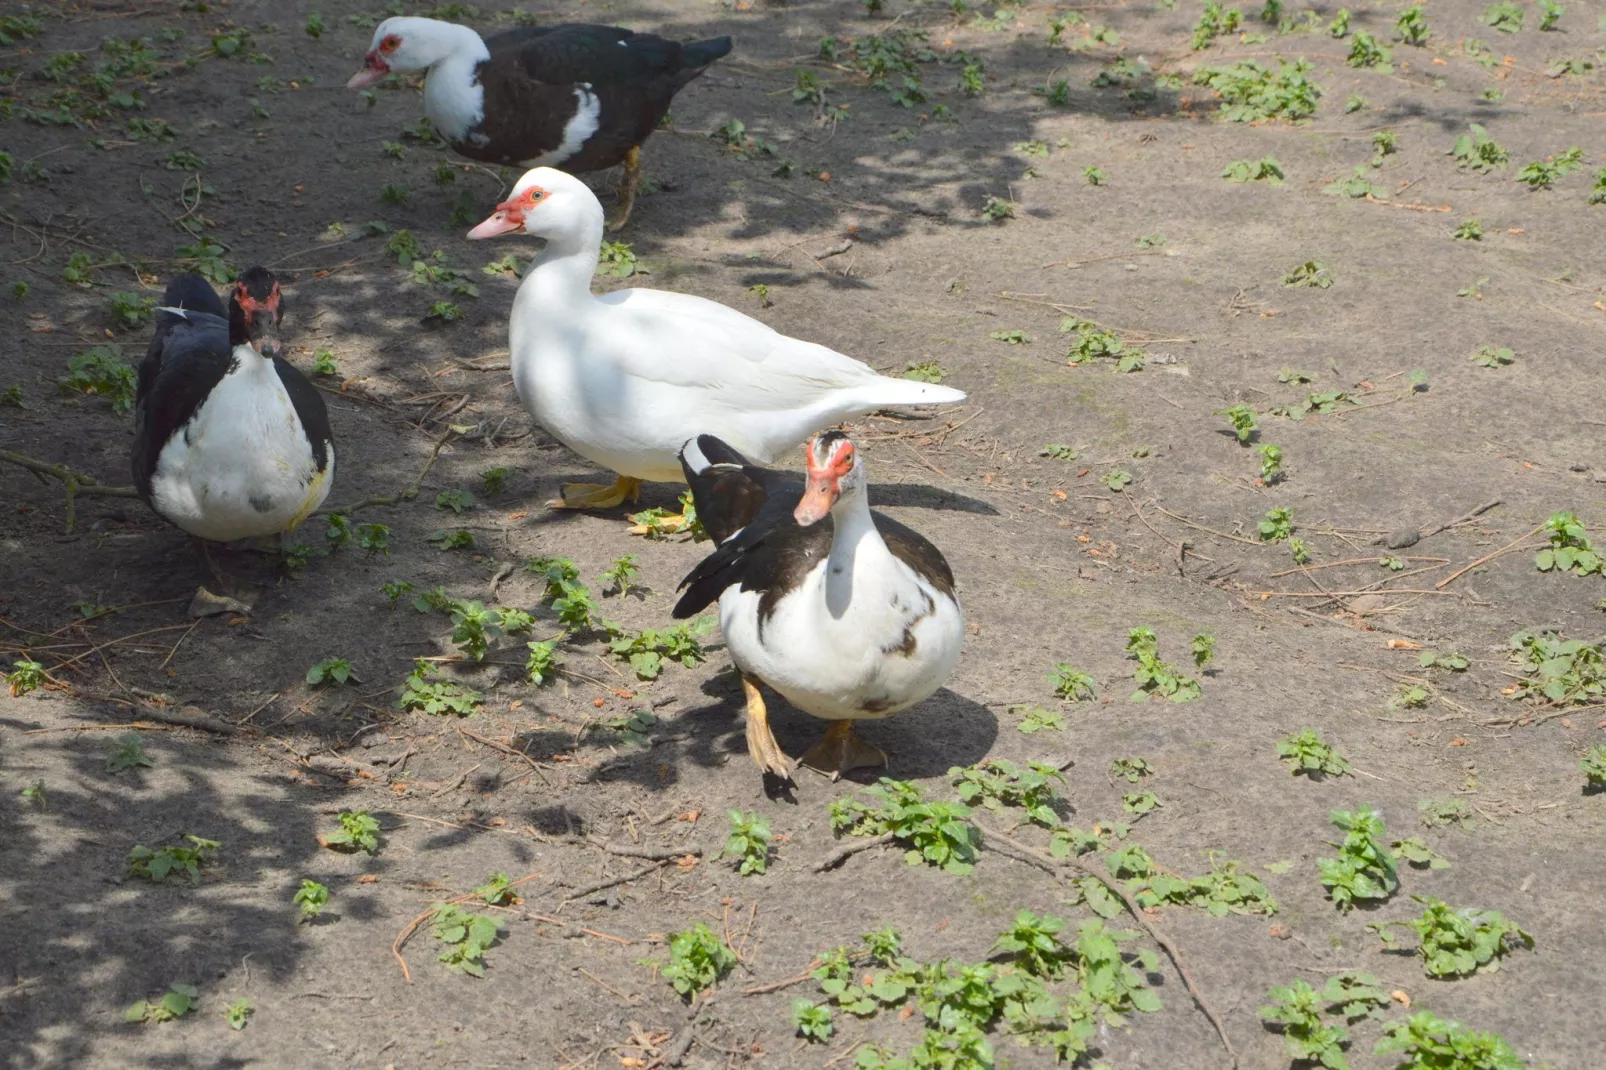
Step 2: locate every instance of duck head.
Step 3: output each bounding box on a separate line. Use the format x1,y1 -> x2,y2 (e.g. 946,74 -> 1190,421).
795,432 -> 865,527
347,16 -> 470,87
466,167 -> 599,242
228,266 -> 286,359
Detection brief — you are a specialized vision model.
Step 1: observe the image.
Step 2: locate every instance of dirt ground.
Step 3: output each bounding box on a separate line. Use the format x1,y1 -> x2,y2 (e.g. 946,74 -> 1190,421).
3,0 -> 1605,1067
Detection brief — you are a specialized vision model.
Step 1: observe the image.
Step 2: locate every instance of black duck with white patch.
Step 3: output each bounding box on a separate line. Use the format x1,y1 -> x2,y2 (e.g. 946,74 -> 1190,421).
347,16 -> 731,227
673,433 -> 964,783
131,270 -> 334,546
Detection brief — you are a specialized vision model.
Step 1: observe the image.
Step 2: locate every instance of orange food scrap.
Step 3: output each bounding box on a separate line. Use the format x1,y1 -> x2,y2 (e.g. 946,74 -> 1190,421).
1391,989 -> 1411,1008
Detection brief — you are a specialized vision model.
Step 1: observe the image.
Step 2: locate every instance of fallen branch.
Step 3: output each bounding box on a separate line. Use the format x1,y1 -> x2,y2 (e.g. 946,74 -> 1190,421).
1436,524 -> 1546,589
1416,499 -> 1502,542
457,725 -> 552,785
561,862 -> 664,905
975,821 -> 1238,1069
0,449 -> 139,533
743,957 -> 830,996
813,831 -> 897,872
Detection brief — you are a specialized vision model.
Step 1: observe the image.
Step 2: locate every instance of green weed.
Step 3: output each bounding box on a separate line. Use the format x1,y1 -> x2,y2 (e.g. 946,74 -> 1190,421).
433,903 -> 504,976
1222,156 -> 1285,183
1479,1 -> 1523,33
1536,511 -> 1601,575
720,810 -> 772,875
1101,469 -> 1133,491
305,657 -> 355,686
1260,979 -> 1352,1068
294,879 -> 329,921
427,528 -> 473,551
128,836 -> 220,884
1283,261 -> 1333,287
1259,506 -> 1294,541
1580,743 -> 1606,788
606,618 -> 713,680
988,328 -> 1030,344
1082,165 -> 1106,185
1509,630 -> 1605,705
1396,4 -> 1429,45
793,998 -> 834,1041
1517,146 -> 1584,190
1470,344 -> 1514,367
1318,805 -> 1397,911
1538,0 -> 1563,29
1392,836 -> 1451,870
1046,663 -> 1097,700
1323,167 -> 1384,198
1016,706 -> 1066,733
1112,757 -> 1153,783
1219,403 -> 1257,442
951,758 -> 1064,827
904,359 -> 947,382
829,778 -> 980,874
322,811 -> 380,854
1193,59 -> 1320,121
225,998 -> 251,1030
1277,729 -> 1352,778
1258,443 -> 1284,483
1419,650 -> 1469,672
651,922 -> 737,997
1191,0 -> 1243,50
1126,628 -> 1200,702
125,982 -> 198,1023
105,733 -> 153,774
524,640 -> 562,685
397,660 -> 482,716
1376,1012 -> 1525,1070
1372,896 -> 1532,978
1449,124 -> 1508,172
59,346 -> 136,414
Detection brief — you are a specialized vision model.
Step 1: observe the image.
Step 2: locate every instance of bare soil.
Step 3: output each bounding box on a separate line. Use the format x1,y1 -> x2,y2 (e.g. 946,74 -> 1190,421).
3,1 -> 1605,1068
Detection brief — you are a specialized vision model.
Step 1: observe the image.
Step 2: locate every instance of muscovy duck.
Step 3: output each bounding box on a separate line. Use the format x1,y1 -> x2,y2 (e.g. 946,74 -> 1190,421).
346,17 -> 732,229
131,269 -> 334,589
672,433 -> 964,782
464,167 -> 967,520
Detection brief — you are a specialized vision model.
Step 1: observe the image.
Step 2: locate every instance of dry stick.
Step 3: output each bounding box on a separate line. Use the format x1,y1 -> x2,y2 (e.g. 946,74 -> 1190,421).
576,967 -> 635,1002
0,449 -> 139,534
1416,499 -> 1502,542
457,725 -> 552,785
1268,556 -> 1447,578
157,618 -> 203,671
812,831 -> 897,872
1252,588 -> 1458,598
561,863 -> 665,905
742,957 -> 831,996
1436,525 -> 1547,589
1152,504 -> 1261,546
975,822 -> 1238,1069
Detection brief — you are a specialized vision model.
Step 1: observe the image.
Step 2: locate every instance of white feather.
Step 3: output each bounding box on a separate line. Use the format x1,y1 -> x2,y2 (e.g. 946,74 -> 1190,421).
519,87 -> 601,167
149,347 -> 333,542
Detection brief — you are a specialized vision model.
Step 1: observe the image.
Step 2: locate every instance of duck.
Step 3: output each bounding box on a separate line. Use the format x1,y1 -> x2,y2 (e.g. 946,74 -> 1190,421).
346,17 -> 732,229
131,268 -> 334,591
671,432 -> 965,783
464,167 -> 968,519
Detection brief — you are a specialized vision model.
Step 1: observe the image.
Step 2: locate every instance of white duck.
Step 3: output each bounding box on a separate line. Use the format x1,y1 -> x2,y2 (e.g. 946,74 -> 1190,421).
465,167 -> 967,514
671,432 -> 965,782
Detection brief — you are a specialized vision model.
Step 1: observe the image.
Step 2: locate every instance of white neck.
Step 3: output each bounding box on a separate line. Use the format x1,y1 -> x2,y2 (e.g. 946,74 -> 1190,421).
419,25 -> 489,141
823,486 -> 885,617
517,207 -> 606,312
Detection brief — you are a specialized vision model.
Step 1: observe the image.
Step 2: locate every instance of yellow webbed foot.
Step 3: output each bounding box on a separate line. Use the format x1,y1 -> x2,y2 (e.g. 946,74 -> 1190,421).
742,675 -> 795,781
606,145 -> 643,232
799,721 -> 888,782
547,475 -> 643,511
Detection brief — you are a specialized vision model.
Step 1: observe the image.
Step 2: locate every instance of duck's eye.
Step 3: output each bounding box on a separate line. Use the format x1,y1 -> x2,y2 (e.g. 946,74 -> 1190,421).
526,188 -> 545,202
379,34 -> 400,53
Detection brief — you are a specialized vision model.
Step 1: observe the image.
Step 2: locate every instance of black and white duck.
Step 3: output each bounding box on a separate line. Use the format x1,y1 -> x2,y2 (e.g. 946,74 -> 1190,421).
346,16 -> 732,229
131,268 -> 334,592
672,433 -> 965,783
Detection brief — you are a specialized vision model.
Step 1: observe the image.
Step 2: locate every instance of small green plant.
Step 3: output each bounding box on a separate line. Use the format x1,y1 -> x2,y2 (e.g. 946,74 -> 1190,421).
380,182 -> 409,205
479,467 -> 509,495
381,580 -> 415,605
1127,629 -> 1201,702
20,780 -> 46,808
1376,1011 -> 1525,1070
310,349 -> 338,376
1222,156 -> 1285,183
980,195 -> 1015,221
1112,757 -> 1153,783
1589,170 -> 1606,205
294,879 -> 329,921
107,291 -> 155,330
305,657 -> 355,686
127,836 -> 220,884
591,707 -> 657,746
1083,165 -> 1106,186
903,360 -> 946,383
1580,743 -> 1606,788
1536,511 -> 1602,575
0,385 -> 22,408
720,810 -> 772,875
598,554 -> 640,597
1538,0 -> 1563,29
1517,146 -> 1584,190
596,240 -> 639,278
1289,537 -> 1311,565
1449,124 -> 1509,172
1039,443 -> 1077,460
1259,506 -> 1294,542
322,811 -> 380,854
989,329 -> 1030,345
1420,650 -> 1470,672
1283,261 -> 1333,287
1371,129 -> 1399,165
1191,0 -> 1243,50
1323,167 -> 1385,199
1372,896 -> 1533,978
433,903 -> 504,976
59,346 -> 137,414
1394,684 -> 1430,709
652,922 -> 738,997
105,734 -> 153,774
1470,345 -> 1514,368
958,63 -> 985,96
951,758 -> 1064,828
357,523 -> 391,557
1419,798 -> 1473,829
1277,729 -> 1352,778
1260,979 -> 1352,1067
1509,631 -> 1605,706
607,619 -> 713,680
1218,403 -> 1257,443
1192,58 -> 1321,121
1191,634 -> 1216,669
1347,31 -> 1391,69
1396,4 -> 1429,44
793,998 -> 834,1041
1480,1 -> 1524,33
1453,219 -> 1484,241
1015,706 -> 1066,733
1318,805 -> 1397,911
1100,469 -> 1133,491
1258,443 -> 1284,483
524,640 -> 562,685
1392,836 -> 1451,870
427,528 -> 474,551
1047,663 -> 1097,700
424,300 -> 463,323
305,13 -> 325,36
398,661 -> 481,718
830,778 -> 981,874
1123,790 -> 1162,816
434,488 -> 475,515
224,998 -> 251,1030
473,872 -> 516,906
125,982 -> 198,1024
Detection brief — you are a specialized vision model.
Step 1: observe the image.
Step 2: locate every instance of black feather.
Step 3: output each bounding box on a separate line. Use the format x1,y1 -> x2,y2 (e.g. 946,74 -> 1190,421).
131,304 -> 234,502
273,357 -> 332,473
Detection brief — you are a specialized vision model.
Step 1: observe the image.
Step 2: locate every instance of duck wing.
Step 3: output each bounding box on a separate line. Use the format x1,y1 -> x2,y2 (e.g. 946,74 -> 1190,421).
489,24 -> 730,86
130,303 -> 233,500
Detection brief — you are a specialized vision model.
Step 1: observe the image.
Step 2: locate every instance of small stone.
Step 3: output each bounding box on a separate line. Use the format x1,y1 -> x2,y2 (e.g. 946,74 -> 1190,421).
1384,527 -> 1420,549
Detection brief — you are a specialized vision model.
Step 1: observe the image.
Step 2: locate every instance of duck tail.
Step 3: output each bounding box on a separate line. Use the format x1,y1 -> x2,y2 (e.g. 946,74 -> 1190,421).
679,36 -> 733,69
158,273 -> 225,320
